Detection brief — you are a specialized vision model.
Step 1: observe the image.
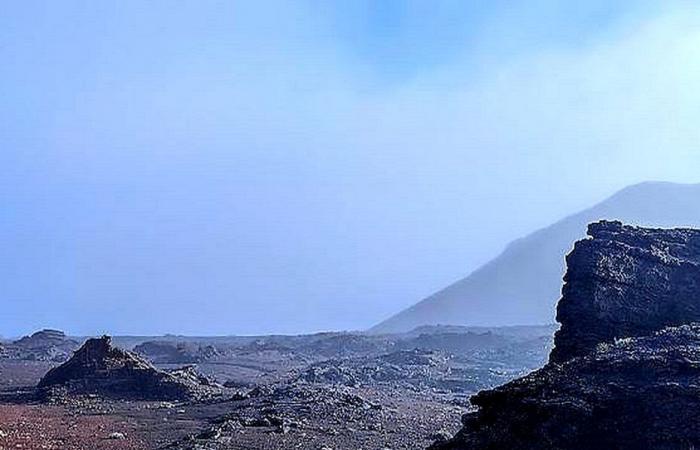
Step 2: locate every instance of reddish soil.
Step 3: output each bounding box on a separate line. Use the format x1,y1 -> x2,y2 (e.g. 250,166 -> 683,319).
0,404 -> 147,450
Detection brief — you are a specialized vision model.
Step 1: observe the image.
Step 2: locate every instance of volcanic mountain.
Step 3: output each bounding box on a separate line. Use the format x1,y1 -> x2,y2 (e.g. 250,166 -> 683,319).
372,182 -> 700,333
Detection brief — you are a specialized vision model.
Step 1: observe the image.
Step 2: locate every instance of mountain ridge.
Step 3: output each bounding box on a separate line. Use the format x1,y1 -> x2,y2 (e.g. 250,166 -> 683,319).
371,181 -> 700,333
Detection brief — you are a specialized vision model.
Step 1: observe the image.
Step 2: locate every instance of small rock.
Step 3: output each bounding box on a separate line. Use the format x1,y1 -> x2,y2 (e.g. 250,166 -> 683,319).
430,430 -> 451,443
108,432 -> 126,440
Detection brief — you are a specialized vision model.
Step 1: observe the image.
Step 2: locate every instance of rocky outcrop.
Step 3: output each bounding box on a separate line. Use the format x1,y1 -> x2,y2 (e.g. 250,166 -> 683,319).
6,329 -> 79,362
435,222 -> 700,450
551,221 -> 700,363
437,324 -> 700,449
38,336 -> 221,401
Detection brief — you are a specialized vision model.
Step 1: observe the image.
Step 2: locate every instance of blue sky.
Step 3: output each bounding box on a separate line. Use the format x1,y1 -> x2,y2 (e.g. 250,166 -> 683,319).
2,1 -> 700,336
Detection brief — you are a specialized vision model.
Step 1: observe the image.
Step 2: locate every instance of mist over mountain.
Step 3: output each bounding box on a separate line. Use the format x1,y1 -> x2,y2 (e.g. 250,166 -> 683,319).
4,1 -> 700,336
372,182 -> 700,333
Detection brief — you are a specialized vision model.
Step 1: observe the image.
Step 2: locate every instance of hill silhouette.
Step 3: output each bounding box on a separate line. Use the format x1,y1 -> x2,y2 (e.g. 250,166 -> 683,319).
372,182 -> 700,333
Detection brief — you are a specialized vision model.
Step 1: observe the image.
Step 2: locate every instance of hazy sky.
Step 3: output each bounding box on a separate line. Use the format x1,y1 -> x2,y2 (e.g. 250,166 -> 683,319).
2,1 -> 700,336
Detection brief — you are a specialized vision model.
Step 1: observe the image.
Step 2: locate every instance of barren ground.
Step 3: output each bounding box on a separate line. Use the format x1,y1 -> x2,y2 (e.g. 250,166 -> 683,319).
0,326 -> 552,449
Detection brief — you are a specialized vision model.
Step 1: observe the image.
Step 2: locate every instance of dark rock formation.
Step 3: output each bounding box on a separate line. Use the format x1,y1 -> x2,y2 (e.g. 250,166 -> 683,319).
435,221 -> 700,450
168,365 -> 220,388
551,221 -> 700,363
6,329 -> 79,362
38,336 -> 221,401
438,324 -> 700,449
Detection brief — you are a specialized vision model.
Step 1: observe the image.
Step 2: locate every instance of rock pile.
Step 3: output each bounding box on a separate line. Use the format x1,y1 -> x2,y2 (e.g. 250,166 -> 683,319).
435,221 -> 700,450
38,336 -> 221,401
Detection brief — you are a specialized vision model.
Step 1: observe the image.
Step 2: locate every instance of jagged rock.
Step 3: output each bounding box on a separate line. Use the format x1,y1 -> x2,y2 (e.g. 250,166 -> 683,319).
37,336 -> 221,401
551,221 -> 700,363
6,329 -> 79,362
168,365 -> 221,388
435,222 -> 700,450
436,325 -> 700,449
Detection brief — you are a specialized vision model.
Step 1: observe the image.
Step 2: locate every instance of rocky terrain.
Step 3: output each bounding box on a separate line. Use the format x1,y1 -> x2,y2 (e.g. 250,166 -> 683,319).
5,220 -> 699,449
0,325 -> 553,449
435,221 -> 700,449
168,383 -> 464,450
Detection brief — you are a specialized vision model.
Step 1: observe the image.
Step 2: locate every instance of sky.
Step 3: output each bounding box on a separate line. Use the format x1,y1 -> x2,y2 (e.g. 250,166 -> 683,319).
2,0 -> 700,336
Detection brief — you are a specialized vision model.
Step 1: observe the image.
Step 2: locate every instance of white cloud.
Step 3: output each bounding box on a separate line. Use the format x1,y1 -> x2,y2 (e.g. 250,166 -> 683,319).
4,1 -> 700,334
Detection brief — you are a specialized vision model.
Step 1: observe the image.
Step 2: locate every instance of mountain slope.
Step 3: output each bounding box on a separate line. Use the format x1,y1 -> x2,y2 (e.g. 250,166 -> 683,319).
371,182 -> 700,333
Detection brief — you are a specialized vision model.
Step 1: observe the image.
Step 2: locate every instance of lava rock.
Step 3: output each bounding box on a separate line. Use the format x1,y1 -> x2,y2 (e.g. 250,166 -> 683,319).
551,220 -> 700,363
168,383 -> 383,449
38,336 -> 221,401
436,324 -> 700,449
435,222 -> 700,450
